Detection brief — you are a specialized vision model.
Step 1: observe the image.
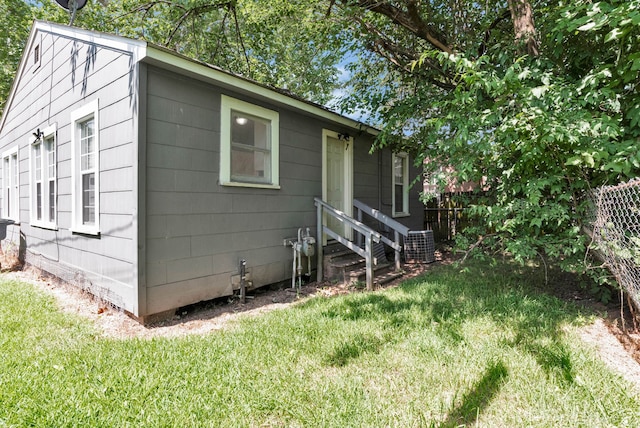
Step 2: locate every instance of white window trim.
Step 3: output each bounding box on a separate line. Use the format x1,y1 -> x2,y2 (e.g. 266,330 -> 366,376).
29,124 -> 57,229
392,152 -> 410,218
70,100 -> 100,235
220,95 -> 280,189
2,146 -> 20,222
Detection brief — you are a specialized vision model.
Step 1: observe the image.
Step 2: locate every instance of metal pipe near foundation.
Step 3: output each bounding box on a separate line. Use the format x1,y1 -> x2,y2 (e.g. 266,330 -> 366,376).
239,259 -> 247,304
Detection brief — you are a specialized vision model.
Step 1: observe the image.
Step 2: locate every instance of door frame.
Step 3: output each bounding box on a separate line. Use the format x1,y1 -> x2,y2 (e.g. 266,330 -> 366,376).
322,129 -> 353,245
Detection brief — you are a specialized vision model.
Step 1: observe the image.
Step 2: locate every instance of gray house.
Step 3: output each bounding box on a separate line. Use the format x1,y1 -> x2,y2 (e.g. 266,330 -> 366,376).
0,21 -> 424,322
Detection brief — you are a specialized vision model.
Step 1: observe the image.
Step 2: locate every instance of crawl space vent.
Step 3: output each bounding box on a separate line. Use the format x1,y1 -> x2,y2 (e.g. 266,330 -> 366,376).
404,230 -> 435,263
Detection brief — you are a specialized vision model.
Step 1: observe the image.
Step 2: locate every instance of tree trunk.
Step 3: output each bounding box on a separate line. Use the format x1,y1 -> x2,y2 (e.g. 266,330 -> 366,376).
508,0 -> 538,56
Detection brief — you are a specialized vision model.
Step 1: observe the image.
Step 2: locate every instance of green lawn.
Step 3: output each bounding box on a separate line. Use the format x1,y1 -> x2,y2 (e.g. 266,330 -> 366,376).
1,261 -> 639,427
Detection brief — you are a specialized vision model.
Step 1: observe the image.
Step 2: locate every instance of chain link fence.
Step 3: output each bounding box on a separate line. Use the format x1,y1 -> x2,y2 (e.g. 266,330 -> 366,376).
585,179 -> 640,313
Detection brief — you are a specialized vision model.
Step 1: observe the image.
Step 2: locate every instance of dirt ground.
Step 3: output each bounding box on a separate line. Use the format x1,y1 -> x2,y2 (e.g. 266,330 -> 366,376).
7,251 -> 640,390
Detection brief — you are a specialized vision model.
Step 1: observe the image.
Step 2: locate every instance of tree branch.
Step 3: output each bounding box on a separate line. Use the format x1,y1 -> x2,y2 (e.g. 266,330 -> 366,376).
478,9 -> 511,57
231,4 -> 251,77
348,0 -> 453,54
165,2 -> 234,46
212,9 -> 230,63
460,233 -> 497,264
351,13 -> 456,90
507,0 -> 539,56
371,42 -> 456,90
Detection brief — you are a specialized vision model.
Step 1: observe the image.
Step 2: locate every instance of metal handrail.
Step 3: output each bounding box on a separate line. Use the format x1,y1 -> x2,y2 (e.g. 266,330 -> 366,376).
353,199 -> 410,237
353,199 -> 407,270
315,198 -> 383,242
314,198 -> 381,290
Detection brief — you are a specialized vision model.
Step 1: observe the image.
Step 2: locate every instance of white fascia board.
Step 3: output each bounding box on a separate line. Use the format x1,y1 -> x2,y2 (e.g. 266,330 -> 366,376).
33,20 -> 147,55
142,46 -> 378,136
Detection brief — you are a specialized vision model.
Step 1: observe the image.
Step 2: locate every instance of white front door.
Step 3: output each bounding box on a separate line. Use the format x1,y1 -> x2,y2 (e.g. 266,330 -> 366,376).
323,130 -> 353,243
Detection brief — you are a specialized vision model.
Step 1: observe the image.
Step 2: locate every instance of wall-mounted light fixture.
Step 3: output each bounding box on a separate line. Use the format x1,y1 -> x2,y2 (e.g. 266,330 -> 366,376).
337,132 -> 351,142
32,128 -> 44,141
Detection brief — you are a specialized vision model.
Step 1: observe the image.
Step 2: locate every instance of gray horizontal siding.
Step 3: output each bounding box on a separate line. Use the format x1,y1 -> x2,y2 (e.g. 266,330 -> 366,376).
147,94 -> 216,131
143,67 -> 332,314
1,26 -> 427,320
0,31 -> 139,313
146,272 -> 233,315
142,64 -> 424,316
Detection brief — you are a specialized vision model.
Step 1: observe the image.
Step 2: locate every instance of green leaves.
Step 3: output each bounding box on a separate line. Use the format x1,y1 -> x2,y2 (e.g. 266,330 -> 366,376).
2,0 -> 638,280
0,0 -> 35,114
341,1 -> 640,275
0,0 -> 344,108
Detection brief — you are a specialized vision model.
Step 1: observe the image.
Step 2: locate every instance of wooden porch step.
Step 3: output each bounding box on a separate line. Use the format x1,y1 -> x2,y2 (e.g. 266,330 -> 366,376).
324,255 -> 363,284
323,242 -> 388,267
322,243 -> 352,260
324,252 -> 403,287
329,253 -> 364,269
322,242 -> 360,280
324,249 -> 357,264
344,262 -> 403,286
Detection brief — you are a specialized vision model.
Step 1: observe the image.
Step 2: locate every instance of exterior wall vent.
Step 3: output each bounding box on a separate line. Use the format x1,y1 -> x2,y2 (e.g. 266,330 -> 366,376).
33,35 -> 42,72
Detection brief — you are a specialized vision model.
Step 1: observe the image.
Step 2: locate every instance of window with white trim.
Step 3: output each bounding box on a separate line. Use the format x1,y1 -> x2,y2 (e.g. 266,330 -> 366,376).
2,147 -> 19,221
392,152 -> 410,217
30,125 -> 57,228
71,100 -> 100,234
220,95 -> 279,188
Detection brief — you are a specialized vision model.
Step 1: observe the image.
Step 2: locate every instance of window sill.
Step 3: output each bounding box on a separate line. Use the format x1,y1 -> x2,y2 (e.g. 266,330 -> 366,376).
220,180 -> 281,190
392,212 -> 410,218
70,226 -> 100,236
31,221 -> 58,231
